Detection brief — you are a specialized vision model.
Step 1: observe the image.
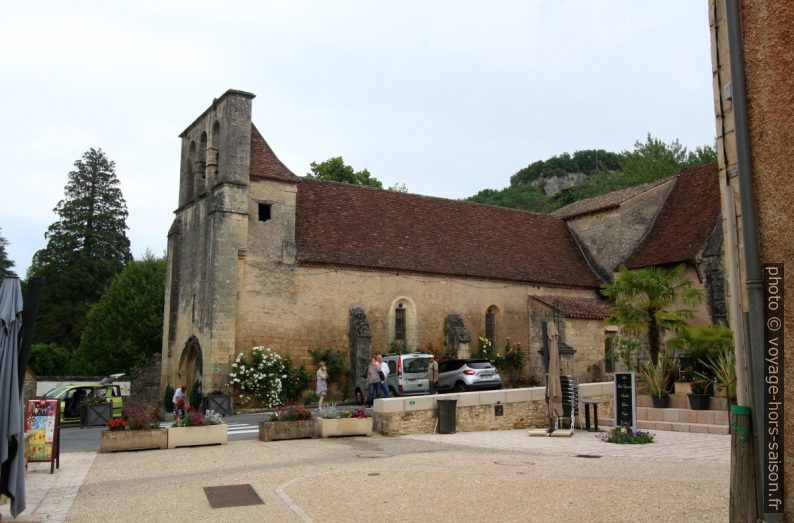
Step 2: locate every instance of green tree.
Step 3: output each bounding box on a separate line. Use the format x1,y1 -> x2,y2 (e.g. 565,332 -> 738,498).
620,134 -> 689,182
71,254 -> 165,375
27,343 -> 72,376
30,148 -> 132,350
306,156 -> 383,188
601,264 -> 703,365
0,228 -> 13,276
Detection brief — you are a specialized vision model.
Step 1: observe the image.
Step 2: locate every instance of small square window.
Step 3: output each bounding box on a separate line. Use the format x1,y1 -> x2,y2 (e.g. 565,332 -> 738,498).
258,203 -> 271,222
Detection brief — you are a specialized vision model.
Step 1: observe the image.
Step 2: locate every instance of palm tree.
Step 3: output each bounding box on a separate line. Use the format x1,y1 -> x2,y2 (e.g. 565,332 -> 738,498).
602,264 -> 703,365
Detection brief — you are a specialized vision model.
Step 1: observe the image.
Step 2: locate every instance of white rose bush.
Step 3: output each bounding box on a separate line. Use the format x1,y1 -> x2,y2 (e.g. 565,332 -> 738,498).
228,347 -> 288,407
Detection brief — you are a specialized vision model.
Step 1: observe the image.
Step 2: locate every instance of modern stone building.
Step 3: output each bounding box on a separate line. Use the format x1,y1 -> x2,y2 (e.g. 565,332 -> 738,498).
160,89 -> 723,394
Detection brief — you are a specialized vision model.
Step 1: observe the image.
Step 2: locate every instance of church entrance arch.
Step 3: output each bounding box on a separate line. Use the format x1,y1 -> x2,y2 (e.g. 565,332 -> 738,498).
178,336 -> 203,389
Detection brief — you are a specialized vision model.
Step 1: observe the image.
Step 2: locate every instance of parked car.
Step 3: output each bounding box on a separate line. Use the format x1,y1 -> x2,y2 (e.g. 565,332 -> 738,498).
437,359 -> 502,392
354,352 -> 433,404
41,384 -> 124,422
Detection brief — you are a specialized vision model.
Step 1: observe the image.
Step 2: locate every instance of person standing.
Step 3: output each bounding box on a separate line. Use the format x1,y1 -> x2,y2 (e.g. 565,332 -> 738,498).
426,355 -> 439,394
316,362 -> 328,410
366,356 -> 381,407
377,354 -> 390,398
172,386 -> 186,419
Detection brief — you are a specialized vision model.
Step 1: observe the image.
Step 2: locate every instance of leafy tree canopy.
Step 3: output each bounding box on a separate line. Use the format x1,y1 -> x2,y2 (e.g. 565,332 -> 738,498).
28,343 -> 72,376
71,253 -> 166,375
469,135 -> 716,213
0,228 -> 13,276
601,264 -> 703,365
306,156 -> 383,188
30,148 -> 132,350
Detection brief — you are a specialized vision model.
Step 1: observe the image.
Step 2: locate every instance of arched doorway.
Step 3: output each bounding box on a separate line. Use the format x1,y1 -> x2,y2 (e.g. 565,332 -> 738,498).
178,336 -> 203,390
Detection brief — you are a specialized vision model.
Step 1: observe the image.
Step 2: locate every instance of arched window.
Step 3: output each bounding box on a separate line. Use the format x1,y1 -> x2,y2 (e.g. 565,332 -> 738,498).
485,305 -> 497,348
186,141 -> 196,202
197,131 -> 208,195
389,297 -> 417,351
208,121 -> 220,188
395,303 -> 406,342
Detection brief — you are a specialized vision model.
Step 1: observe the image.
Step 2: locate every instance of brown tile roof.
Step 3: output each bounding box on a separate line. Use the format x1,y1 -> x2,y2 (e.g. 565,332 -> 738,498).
249,124 -> 299,182
551,176 -> 675,220
294,179 -> 602,288
622,162 -> 720,269
530,295 -> 614,319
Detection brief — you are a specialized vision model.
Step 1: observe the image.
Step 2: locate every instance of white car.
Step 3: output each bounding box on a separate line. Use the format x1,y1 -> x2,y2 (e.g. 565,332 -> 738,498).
354,352 -> 432,403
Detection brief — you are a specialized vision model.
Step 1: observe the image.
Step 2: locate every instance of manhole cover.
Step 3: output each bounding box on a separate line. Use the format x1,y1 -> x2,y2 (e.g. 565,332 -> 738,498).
203,484 -> 264,509
573,454 -> 602,459
357,452 -> 393,459
494,460 -> 535,467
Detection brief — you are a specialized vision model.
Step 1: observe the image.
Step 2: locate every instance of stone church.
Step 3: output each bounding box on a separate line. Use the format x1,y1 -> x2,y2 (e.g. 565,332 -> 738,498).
160,89 -> 723,393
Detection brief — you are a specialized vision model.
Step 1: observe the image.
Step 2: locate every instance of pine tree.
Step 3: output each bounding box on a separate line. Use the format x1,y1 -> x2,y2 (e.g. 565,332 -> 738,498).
0,228 -> 13,276
30,148 -> 132,351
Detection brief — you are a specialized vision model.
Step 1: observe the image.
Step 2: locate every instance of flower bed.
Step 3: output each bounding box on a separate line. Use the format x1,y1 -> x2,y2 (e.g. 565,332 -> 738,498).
168,424 -> 227,448
315,406 -> 371,438
101,428 -> 168,452
259,405 -> 315,441
597,424 -> 654,444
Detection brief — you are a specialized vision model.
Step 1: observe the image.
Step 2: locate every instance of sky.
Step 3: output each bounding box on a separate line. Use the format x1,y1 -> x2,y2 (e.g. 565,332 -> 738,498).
1,1 -> 716,277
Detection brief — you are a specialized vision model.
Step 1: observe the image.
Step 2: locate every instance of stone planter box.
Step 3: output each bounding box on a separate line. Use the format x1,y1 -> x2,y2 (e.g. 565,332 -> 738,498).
100,429 -> 168,453
258,420 -> 316,441
167,424 -> 227,448
82,402 -> 113,428
203,394 -> 232,416
316,417 -> 372,438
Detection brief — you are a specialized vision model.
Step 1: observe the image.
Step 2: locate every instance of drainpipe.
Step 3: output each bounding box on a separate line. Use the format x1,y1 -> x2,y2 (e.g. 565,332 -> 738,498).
725,1 -> 773,520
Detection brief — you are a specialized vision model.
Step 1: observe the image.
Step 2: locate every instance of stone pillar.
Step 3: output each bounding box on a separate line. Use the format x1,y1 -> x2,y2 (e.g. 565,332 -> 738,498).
445,313 -> 471,359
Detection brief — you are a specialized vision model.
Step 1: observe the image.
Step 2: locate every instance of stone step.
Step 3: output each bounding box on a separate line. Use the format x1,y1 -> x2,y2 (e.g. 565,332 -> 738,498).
637,394 -> 729,410
602,418 -> 729,435
637,406 -> 729,425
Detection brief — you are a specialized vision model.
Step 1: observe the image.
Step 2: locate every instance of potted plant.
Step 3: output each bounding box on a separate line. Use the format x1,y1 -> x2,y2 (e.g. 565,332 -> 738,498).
315,405 -> 372,438
638,359 -> 671,408
168,407 -> 227,448
83,394 -> 114,428
203,388 -> 232,416
687,379 -> 713,410
699,346 -> 736,408
100,406 -> 168,452
258,405 -> 315,441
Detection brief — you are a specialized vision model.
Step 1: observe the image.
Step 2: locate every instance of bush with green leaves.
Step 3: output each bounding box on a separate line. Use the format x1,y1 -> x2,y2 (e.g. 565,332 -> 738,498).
282,358 -> 310,403
163,384 -> 175,413
189,379 -> 202,410
308,347 -> 347,387
28,343 -> 72,376
229,347 -> 286,408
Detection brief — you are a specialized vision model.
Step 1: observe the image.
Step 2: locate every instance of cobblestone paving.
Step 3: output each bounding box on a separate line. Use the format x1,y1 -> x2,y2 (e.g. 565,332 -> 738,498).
404,428 -> 731,462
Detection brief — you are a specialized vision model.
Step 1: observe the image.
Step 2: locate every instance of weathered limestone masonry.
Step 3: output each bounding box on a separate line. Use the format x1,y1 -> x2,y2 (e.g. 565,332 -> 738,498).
161,90 -> 254,391
560,179 -> 675,280
372,383 -> 614,436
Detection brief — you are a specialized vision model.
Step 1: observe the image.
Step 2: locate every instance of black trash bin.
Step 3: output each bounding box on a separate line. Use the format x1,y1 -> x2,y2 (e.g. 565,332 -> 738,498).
437,399 -> 457,434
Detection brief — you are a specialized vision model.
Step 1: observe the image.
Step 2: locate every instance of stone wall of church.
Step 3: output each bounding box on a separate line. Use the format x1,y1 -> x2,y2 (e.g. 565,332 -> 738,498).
564,179 -> 675,278
235,261 -> 596,377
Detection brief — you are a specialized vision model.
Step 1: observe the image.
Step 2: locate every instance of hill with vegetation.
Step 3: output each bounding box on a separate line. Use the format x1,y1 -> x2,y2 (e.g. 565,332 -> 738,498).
467,134 -> 716,213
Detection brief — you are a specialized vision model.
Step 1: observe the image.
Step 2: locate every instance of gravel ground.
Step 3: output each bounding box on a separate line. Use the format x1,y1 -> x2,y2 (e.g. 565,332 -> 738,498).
66,431 -> 729,522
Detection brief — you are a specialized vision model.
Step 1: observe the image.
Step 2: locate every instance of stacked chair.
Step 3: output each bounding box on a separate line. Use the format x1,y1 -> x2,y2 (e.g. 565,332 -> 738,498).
559,375 -> 583,430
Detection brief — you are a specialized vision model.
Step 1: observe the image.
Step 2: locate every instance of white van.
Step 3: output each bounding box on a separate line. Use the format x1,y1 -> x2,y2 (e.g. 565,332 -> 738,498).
354,352 -> 432,403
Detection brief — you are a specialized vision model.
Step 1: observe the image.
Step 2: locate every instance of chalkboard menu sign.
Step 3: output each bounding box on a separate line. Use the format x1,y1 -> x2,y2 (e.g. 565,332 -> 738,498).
25,399 -> 61,473
613,372 -> 636,431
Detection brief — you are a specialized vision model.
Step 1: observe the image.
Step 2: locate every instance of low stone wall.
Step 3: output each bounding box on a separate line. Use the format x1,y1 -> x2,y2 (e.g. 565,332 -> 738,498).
372,383 -> 614,436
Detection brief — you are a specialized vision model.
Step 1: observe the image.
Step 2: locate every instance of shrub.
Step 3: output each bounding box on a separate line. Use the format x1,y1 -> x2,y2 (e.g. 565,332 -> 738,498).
229,347 -> 286,408
123,405 -> 160,430
106,417 -> 128,431
189,379 -> 202,410
597,424 -> 654,444
308,347 -> 347,387
163,384 -> 175,413
282,358 -> 310,403
270,404 -> 313,421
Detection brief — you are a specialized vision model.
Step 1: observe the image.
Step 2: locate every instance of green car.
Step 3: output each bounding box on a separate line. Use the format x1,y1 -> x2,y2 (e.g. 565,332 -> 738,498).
42,384 -> 124,422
